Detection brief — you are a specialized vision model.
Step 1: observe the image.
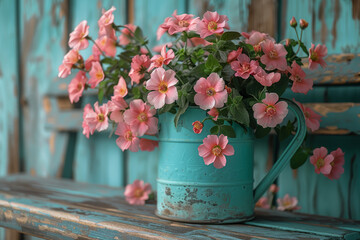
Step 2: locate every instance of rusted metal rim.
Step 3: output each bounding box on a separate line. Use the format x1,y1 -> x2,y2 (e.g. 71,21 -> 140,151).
155,210 -> 255,224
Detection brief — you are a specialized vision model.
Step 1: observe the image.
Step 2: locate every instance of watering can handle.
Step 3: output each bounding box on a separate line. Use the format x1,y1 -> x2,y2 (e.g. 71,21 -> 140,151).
253,98 -> 307,203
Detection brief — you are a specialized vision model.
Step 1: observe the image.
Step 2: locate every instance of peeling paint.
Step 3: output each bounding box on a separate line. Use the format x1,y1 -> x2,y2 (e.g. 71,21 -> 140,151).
331,0 -> 340,48
305,103 -> 360,117
352,0 -> 360,20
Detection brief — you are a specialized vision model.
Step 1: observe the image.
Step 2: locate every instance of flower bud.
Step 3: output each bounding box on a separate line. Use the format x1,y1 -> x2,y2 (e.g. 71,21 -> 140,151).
225,85 -> 232,94
285,38 -> 291,47
290,16 -> 297,28
269,184 -> 279,193
300,19 -> 308,29
192,121 -> 204,134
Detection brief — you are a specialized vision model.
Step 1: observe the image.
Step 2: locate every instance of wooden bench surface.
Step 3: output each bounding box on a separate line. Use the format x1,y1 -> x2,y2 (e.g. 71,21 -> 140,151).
0,175 -> 359,240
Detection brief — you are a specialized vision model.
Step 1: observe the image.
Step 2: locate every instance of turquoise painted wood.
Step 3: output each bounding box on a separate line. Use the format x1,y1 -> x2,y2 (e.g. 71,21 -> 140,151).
156,100 -> 306,223
1,175 -> 359,239
0,0 -> 20,239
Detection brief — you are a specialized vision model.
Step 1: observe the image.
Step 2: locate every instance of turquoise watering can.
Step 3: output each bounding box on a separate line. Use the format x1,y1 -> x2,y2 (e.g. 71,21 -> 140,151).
155,99 -> 306,223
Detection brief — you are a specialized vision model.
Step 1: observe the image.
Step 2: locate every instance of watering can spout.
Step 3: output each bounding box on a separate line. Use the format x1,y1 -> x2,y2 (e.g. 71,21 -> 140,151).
253,99 -> 307,203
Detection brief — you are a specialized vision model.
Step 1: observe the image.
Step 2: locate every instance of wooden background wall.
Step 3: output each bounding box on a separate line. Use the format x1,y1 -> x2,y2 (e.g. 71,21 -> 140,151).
0,0 -> 359,239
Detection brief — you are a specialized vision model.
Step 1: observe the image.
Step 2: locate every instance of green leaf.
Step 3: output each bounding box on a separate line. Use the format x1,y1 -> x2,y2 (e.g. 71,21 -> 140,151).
246,79 -> 264,99
98,88 -> 105,104
204,34 -> 217,43
268,76 -> 289,96
300,42 -> 309,56
158,103 -> 174,114
290,147 -> 311,169
134,27 -> 144,41
277,121 -> 294,141
204,54 -> 222,75
174,101 -> 189,128
221,31 -> 241,41
218,50 -> 228,63
210,125 -> 220,135
230,101 -> 250,126
220,125 -> 236,138
132,87 -> 141,99
191,63 -> 207,78
255,125 -> 271,138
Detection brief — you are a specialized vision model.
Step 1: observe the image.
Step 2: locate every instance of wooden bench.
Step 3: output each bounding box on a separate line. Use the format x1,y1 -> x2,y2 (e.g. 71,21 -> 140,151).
0,175 -> 359,239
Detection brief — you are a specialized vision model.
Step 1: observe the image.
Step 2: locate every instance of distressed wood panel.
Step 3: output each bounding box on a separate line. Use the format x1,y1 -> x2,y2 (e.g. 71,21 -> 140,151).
20,0 -> 69,178
0,175 -> 359,239
71,0 -> 126,187
0,0 -> 21,239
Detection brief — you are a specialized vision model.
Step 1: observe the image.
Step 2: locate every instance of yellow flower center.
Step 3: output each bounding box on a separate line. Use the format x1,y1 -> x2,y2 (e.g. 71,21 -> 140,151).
294,75 -> 302,82
310,52 -> 319,61
316,158 -> 325,169
137,112 -> 148,122
193,121 -> 202,130
212,145 -> 222,156
77,83 -> 83,91
125,130 -> 133,141
266,105 -> 276,116
206,87 -> 216,96
208,21 -> 218,31
96,71 -> 104,80
134,188 -> 144,198
158,82 -> 168,93
118,88 -> 127,96
97,113 -> 105,122
178,20 -> 190,27
269,50 -> 278,59
155,56 -> 165,66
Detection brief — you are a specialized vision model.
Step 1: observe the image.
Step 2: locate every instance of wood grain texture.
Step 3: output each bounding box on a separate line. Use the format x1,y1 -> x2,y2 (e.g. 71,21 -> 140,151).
0,175 -> 359,240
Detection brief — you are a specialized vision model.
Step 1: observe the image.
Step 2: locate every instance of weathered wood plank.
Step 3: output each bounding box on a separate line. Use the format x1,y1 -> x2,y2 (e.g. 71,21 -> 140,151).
0,175 -> 359,239
20,0 -> 69,179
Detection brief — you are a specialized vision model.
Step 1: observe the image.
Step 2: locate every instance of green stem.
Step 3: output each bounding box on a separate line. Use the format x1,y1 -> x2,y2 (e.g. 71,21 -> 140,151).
167,64 -> 184,84
86,36 -> 106,57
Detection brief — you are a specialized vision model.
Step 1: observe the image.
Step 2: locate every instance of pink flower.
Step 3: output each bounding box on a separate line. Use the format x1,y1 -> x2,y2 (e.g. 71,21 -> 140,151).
146,68 -> 178,109
68,71 -> 87,103
85,54 -> 100,71
152,43 -> 173,53
253,68 -> 281,87
325,148 -> 345,180
82,104 -> 95,138
310,147 -> 334,175
241,31 -> 274,47
123,99 -> 158,136
68,20 -> 89,50
58,49 -> 81,78
98,6 -> 116,27
157,10 -> 199,40
198,134 -> 235,169
194,73 -> 228,110
227,47 -> 243,63
139,139 -> 159,152
260,40 -> 288,71
192,121 -> 204,134
230,54 -> 259,79
124,180 -> 152,205
187,37 -> 213,47
115,123 -> 139,152
277,194 -> 300,211
269,184 -> 279,193
288,61 -> 313,94
85,102 -> 109,132
129,55 -> 151,85
108,96 -> 128,123
119,24 -> 136,45
255,197 -> 270,209
294,100 -> 322,132
208,108 -> 219,121
253,93 -> 288,128
148,46 -> 175,71
197,11 -> 229,38
95,36 -> 117,57
114,77 -> 128,98
309,43 -> 327,70
88,62 -> 104,88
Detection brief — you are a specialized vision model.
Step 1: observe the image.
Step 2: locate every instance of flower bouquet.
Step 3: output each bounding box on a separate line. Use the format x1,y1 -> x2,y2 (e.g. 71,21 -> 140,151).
59,7 -> 344,222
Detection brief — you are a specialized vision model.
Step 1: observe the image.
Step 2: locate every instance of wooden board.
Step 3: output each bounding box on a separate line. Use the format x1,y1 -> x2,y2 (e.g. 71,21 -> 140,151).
0,175 -> 359,240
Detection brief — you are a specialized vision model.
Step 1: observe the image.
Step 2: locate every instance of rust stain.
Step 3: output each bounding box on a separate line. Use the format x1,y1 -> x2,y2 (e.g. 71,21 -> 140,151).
305,102 -> 360,116
4,210 -> 13,220
247,0 -> 276,36
22,16 -> 39,80
318,0 -> 328,43
314,127 -> 350,135
357,114 -> 360,118
326,53 -> 355,63
43,97 -> 52,113
49,133 -> 55,155
59,82 -> 67,90
30,168 -> 36,176
7,119 -> 20,174
58,97 -> 72,110
352,0 -> 360,20
331,0 -> 340,48
97,0 -> 102,9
